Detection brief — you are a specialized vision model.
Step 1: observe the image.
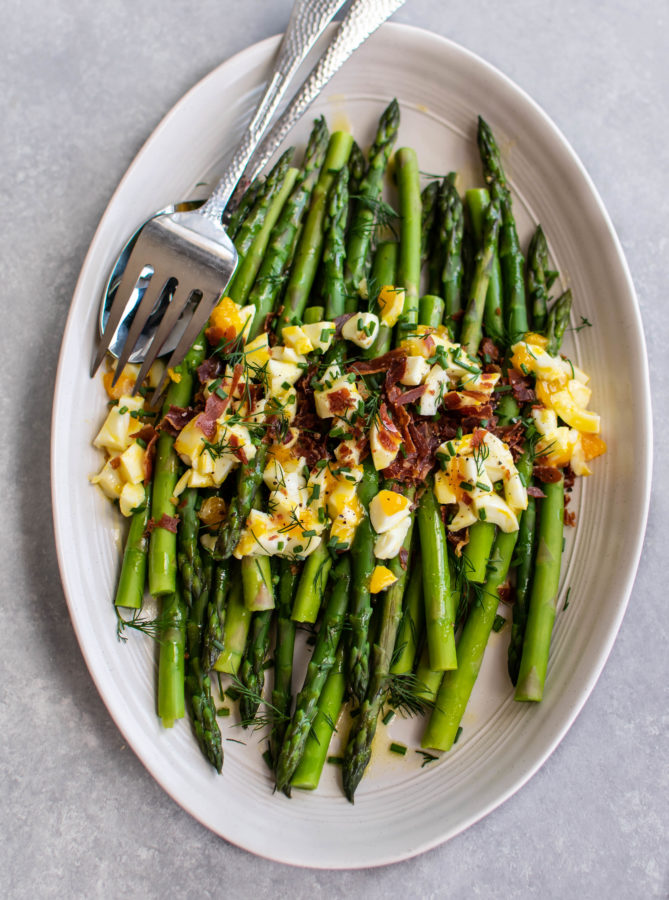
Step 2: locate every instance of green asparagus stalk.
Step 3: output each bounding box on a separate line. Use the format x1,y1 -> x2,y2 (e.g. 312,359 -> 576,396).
277,131 -> 354,331
395,147 -> 422,336
419,294 -> 445,330
226,148 -> 294,293
422,528 -> 518,751
347,140 -> 366,198
242,554 -> 275,611
238,608 -> 274,724
545,289 -> 572,356
436,174 -> 465,338
114,495 -> 151,608
247,117 -> 329,339
417,479 -> 457,671
291,644 -> 345,790
291,541 -> 332,623
345,99 -> 400,302
342,517 -> 415,801
466,187 -> 504,346
213,443 -> 268,559
526,225 -> 551,333
477,117 -> 528,342
413,644 -> 442,704
202,561 -> 229,671
515,476 -> 565,702
507,451 -> 536,684
179,489 -> 222,772
213,574 -> 250,675
421,180 -> 440,289
228,167 -> 298,308
390,555 -> 424,674
157,588 -> 186,727
322,165 -> 350,319
270,559 -> 299,766
364,241 -> 398,358
227,177 -> 262,242
460,195 -> 502,356
462,521 -> 497,584
275,556 -> 351,792
347,457 -> 381,704
148,335 -> 206,596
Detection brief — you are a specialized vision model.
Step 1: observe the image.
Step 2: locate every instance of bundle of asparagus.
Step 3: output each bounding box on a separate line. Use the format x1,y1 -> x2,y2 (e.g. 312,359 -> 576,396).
92,104 -> 606,799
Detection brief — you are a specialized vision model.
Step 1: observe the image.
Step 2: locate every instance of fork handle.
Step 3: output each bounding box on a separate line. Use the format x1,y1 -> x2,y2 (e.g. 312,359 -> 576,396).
238,0 -> 407,193
197,0 -> 346,225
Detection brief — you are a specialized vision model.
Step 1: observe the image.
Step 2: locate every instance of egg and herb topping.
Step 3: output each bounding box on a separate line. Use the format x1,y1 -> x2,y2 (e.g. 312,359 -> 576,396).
433,430 -> 527,533
511,333 -> 606,476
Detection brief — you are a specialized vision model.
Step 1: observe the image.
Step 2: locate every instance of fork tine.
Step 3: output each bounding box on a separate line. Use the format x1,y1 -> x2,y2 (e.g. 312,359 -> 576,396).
91,254 -> 152,376
132,282 -> 196,393
151,291 -> 221,403
111,272 -> 171,387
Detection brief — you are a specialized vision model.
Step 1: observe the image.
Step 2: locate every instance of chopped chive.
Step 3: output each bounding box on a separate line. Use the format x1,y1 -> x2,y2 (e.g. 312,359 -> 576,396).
382,709 -> 395,726
217,707 -> 231,717
492,614 -> 506,633
262,749 -> 273,770
475,481 -> 491,492
327,755 -> 344,765
389,742 -> 407,756
459,481 -> 474,491
453,726 -> 463,744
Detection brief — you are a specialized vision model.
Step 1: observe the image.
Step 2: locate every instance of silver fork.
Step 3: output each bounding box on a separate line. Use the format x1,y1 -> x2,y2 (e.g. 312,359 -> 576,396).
92,0 -> 347,383
94,0 -> 406,395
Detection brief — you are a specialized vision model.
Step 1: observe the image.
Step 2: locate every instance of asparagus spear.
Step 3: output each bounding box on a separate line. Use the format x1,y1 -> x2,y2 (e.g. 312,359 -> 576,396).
515,476 -> 565,702
148,336 -> 206,596
291,541 -> 332,624
345,99 -> 400,303
395,147 -> 422,336
157,588 -> 186,727
546,289 -> 573,356
247,117 -> 329,339
419,294 -> 445,330
202,561 -> 229,671
342,516 -> 414,801
466,187 -> 504,346
422,528 -> 518,751
418,478 -> 457,671
228,166 -> 298,308
225,148 -> 294,296
477,116 -> 528,342
436,174 -> 465,338
114,494 -> 151,609
270,559 -> 299,766
420,180 -> 440,290
347,140 -> 366,198
275,556 -> 351,792
290,644 -> 345,790
213,574 -> 250,675
507,451 -> 536,684
364,240 -> 398,358
213,443 -> 268,560
347,456 -> 380,704
179,489 -> 222,772
322,165 -> 350,319
460,195 -> 502,356
526,225 -> 551,333
227,177 -> 262,242
277,131 -> 354,331
390,554 -> 424,675
238,608 -> 274,725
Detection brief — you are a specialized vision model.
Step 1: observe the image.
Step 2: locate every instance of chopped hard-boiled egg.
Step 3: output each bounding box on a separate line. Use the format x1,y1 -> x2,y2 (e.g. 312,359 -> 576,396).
370,489 -> 412,534
400,356 -> 430,386
93,395 -> 144,453
376,285 -> 405,327
369,415 -> 402,471
244,333 -> 270,369
369,565 -> 398,593
119,483 -> 146,518
432,430 -> 527,533
302,321 -> 336,354
342,312 -> 380,349
374,516 -> 411,559
205,297 -> 253,345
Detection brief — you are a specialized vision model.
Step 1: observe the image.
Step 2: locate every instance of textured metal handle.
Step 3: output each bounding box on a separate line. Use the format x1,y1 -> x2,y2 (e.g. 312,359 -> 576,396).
198,0 -> 346,223
240,0 -> 407,188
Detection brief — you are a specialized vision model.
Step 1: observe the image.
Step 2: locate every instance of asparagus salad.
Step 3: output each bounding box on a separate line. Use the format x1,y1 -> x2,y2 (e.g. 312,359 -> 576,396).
91,102 -> 606,799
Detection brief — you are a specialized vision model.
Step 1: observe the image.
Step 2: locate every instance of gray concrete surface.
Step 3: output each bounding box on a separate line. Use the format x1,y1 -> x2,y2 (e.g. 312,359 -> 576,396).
1,1 -> 667,896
